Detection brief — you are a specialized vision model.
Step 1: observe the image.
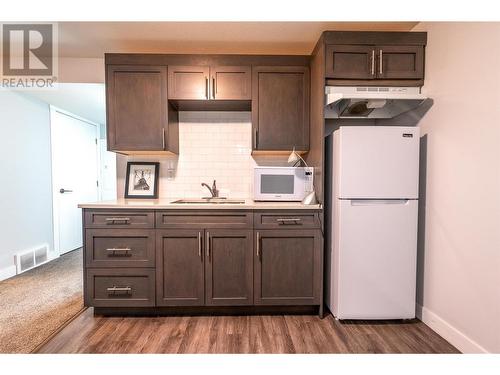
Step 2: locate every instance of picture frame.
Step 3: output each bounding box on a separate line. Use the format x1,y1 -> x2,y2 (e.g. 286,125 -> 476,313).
124,162 -> 160,199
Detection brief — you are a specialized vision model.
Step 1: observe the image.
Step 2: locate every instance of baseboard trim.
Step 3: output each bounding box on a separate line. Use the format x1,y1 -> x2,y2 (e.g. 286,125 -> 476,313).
416,304 -> 488,353
0,265 -> 16,281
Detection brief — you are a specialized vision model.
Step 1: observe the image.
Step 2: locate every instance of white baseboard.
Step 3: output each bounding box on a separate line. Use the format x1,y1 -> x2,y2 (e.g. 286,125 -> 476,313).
416,304 -> 489,353
0,265 -> 17,282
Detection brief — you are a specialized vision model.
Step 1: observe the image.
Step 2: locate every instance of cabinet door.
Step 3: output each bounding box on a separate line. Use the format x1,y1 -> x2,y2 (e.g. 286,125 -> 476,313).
168,65 -> 209,100
376,45 -> 424,80
210,66 -> 251,100
252,66 -> 310,151
205,229 -> 253,306
325,45 -> 376,80
106,65 -> 167,151
255,229 -> 321,305
156,229 -> 204,306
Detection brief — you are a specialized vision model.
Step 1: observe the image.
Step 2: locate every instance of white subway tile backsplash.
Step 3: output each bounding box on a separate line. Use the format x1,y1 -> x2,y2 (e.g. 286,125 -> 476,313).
116,111 -> 289,199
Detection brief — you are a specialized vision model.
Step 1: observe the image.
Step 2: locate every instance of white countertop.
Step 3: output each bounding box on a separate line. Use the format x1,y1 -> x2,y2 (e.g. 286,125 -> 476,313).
78,198 -> 322,210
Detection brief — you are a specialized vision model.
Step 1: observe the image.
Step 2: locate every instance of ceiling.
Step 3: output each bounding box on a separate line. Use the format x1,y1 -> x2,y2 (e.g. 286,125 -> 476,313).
25,83 -> 106,124
58,22 -> 418,57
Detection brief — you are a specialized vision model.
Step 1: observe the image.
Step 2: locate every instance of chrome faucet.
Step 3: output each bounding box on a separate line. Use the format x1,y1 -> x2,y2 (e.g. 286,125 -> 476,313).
201,180 -> 219,198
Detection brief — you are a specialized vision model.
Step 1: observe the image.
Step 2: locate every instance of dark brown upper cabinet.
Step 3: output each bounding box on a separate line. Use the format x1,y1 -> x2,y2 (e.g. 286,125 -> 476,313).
325,44 -> 425,85
252,66 -> 310,153
168,65 -> 210,100
211,66 -> 251,100
376,45 -> 424,80
168,65 -> 251,110
325,45 -> 376,80
106,65 -> 179,155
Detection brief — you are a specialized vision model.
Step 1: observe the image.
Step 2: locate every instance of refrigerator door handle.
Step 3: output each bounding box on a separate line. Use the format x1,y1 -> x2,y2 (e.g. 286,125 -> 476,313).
350,199 -> 410,206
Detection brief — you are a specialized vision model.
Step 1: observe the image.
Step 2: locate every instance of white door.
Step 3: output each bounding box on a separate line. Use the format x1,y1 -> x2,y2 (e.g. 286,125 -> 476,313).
333,199 -> 418,319
51,107 -> 99,255
334,126 -> 420,199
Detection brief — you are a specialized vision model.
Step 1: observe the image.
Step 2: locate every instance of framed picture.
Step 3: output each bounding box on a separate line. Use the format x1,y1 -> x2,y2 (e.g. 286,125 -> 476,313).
125,162 -> 160,199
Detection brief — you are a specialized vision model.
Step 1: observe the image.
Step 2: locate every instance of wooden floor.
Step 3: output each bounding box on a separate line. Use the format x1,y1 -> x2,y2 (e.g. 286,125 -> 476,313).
37,308 -> 459,354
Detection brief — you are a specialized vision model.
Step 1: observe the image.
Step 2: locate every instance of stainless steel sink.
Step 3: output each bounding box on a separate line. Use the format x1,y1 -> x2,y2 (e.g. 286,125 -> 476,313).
171,198 -> 246,204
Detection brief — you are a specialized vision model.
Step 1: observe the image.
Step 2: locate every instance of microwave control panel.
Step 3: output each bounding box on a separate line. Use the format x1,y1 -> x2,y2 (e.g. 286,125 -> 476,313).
304,167 -> 314,192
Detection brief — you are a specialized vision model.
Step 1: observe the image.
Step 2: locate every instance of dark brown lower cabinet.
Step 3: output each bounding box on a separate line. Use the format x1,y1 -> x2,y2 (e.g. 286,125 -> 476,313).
86,268 -> 155,307
83,209 -> 323,314
255,229 -> 321,305
205,229 -> 253,306
156,229 -> 205,306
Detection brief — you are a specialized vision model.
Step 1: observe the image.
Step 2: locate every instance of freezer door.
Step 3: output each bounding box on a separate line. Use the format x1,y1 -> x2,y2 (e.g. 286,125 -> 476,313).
333,199 -> 418,319
335,126 -> 420,199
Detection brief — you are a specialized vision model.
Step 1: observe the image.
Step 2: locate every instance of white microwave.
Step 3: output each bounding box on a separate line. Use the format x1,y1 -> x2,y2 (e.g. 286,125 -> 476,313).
253,167 -> 314,201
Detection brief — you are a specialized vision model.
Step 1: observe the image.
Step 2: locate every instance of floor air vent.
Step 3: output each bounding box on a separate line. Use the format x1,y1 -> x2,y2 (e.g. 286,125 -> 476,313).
15,244 -> 50,274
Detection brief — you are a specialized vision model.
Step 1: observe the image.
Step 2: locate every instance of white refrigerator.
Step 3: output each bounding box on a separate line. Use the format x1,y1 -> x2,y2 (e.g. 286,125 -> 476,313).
327,126 -> 420,320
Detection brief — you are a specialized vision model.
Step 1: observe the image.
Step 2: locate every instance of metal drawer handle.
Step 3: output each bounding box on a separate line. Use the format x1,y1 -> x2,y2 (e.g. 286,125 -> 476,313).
107,286 -> 132,294
277,218 -> 302,223
106,248 -> 131,256
105,217 -> 130,223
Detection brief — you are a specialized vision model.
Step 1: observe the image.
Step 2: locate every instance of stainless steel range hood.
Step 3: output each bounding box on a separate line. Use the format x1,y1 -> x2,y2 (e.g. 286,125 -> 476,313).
325,86 -> 429,119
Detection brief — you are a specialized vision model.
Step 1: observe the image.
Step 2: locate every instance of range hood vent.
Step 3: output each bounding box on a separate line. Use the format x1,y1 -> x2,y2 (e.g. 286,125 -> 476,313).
325,86 -> 429,119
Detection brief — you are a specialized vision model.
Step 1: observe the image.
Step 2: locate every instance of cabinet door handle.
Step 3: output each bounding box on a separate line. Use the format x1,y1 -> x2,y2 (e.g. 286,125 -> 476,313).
206,231 -> 210,260
162,128 -> 165,150
205,77 -> 209,99
371,50 -> 375,76
256,231 -> 260,258
107,286 -> 132,294
198,231 -> 202,258
212,77 -> 216,99
254,128 -> 258,149
379,49 -> 383,75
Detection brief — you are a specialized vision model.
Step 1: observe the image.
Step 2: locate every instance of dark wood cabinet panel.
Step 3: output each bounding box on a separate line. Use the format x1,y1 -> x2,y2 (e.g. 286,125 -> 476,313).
324,38 -> 426,86
168,66 -> 210,100
211,66 -> 251,100
107,65 -> 172,153
85,229 -> 155,268
252,66 -> 310,152
255,229 -> 321,305
156,210 -> 253,229
205,230 -> 253,306
325,45 -> 375,80
376,45 -> 424,80
86,268 -> 155,307
156,230 -> 205,306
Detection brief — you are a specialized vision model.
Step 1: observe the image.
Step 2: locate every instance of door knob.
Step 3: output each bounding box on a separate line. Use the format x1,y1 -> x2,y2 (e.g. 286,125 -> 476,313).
59,188 -> 73,194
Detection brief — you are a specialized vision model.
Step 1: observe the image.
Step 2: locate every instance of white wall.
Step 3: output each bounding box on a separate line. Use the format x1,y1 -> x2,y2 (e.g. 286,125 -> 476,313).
117,111 -> 287,199
412,22 -> 500,353
0,91 -> 54,279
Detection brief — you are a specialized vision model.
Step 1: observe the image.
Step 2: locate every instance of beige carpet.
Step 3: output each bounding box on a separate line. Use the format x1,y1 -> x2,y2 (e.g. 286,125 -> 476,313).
0,248 -> 84,353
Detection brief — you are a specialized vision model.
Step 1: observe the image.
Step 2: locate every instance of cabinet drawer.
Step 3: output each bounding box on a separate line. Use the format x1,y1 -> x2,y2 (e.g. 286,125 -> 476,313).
156,211 -> 253,229
254,211 -> 320,229
86,268 -> 155,307
85,229 -> 155,268
84,210 -> 154,229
